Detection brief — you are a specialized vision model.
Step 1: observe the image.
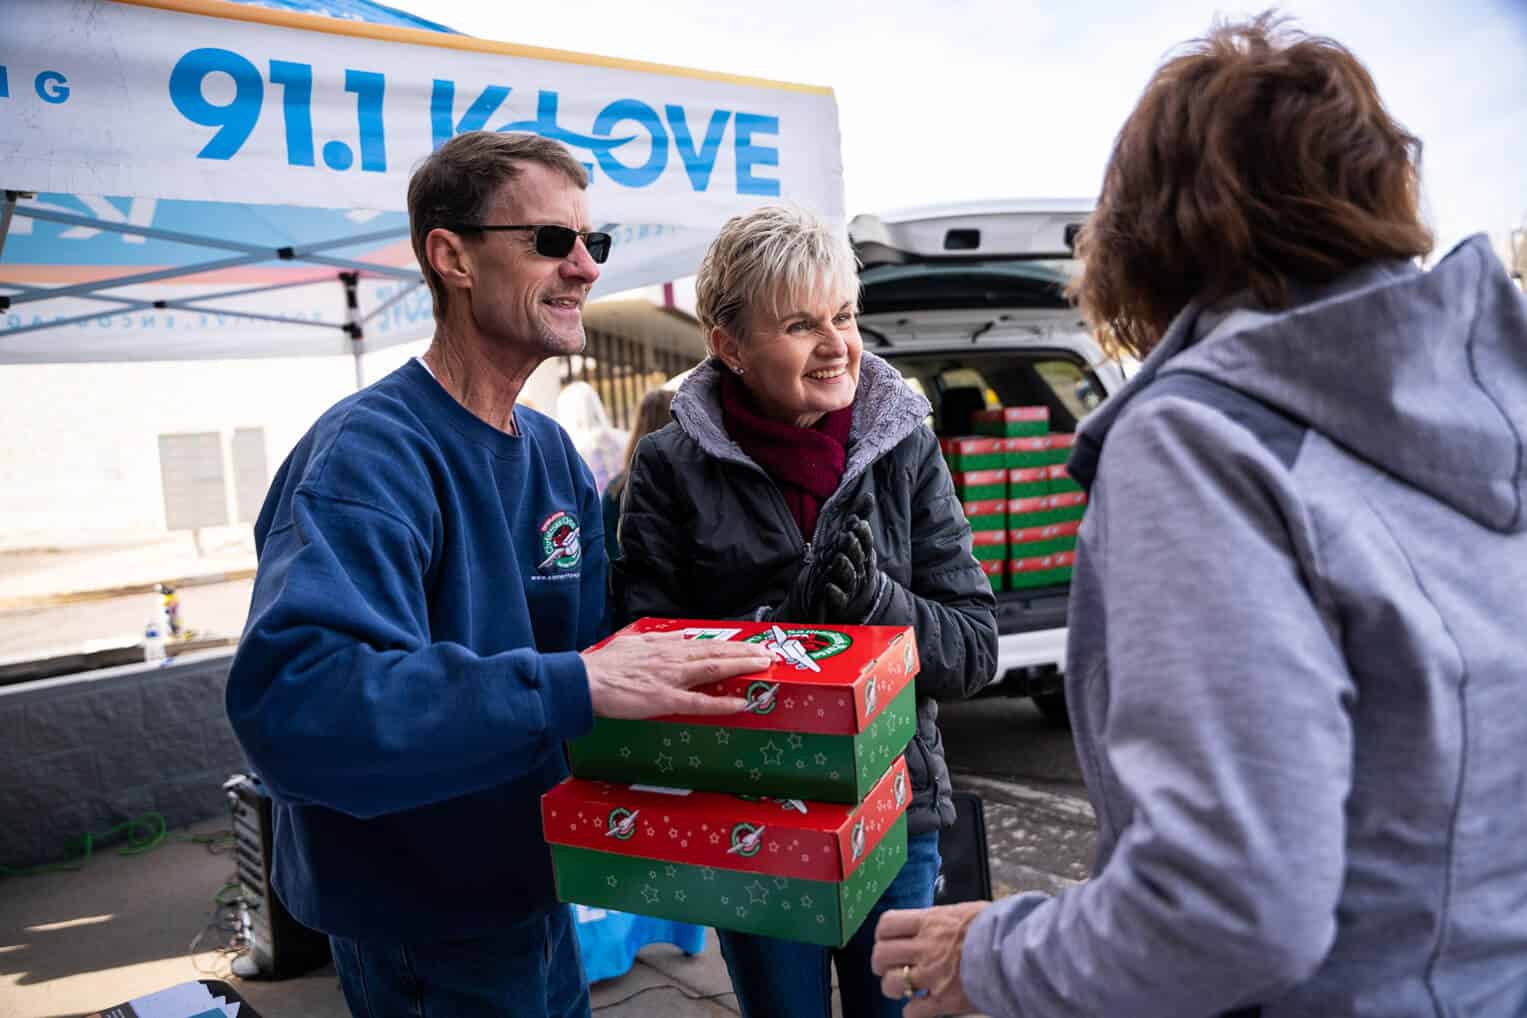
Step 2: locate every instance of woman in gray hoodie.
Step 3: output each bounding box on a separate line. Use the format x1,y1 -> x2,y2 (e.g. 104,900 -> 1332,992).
871,13 -> 1527,1018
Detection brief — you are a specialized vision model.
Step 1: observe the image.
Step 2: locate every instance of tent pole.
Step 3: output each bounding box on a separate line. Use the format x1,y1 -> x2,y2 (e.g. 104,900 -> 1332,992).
0,190 -> 32,263
341,272 -> 365,390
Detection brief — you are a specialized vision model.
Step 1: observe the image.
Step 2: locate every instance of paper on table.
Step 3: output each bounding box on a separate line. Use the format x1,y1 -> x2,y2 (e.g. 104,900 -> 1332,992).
84,980 -> 239,1018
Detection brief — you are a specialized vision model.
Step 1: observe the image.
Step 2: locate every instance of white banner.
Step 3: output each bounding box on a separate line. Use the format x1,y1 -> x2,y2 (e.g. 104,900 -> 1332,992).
0,0 -> 845,227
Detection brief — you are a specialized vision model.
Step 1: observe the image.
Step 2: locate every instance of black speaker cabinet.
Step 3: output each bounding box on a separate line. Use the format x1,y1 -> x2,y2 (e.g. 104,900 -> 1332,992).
226,774 -> 332,979
934,790 -> 993,905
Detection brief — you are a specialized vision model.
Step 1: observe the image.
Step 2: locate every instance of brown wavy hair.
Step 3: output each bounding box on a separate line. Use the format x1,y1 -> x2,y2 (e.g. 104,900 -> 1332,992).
1068,12 -> 1434,357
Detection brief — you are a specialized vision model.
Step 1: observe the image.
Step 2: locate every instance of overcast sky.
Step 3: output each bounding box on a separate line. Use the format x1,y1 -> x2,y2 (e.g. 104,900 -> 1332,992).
403,0 -> 1527,261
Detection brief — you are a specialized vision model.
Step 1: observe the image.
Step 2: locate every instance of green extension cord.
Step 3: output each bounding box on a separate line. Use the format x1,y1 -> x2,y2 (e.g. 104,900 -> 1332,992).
0,812 -> 172,878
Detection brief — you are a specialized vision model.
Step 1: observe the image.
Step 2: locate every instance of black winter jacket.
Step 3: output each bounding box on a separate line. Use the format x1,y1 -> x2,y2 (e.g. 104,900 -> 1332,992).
613,353 -> 998,834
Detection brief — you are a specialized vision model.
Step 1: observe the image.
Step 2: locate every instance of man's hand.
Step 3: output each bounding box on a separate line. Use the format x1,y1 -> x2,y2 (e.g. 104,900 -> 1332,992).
581,632 -> 770,719
870,902 -> 989,1018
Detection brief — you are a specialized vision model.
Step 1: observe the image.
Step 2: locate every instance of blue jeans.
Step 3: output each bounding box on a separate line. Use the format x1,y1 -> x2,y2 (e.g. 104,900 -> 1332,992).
718,830 -> 941,1018
329,906 -> 590,1018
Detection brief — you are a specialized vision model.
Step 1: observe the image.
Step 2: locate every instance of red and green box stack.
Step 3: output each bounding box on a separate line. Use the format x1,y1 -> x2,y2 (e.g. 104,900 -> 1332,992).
1042,433 -> 1081,493
546,619 -> 920,948
940,437 -> 1006,471
974,405 -> 1050,437
543,756 -> 912,948
952,468 -> 1007,502
1008,491 -> 1087,529
1007,466 -> 1049,499
568,619 -> 919,803
948,409 -> 1085,590
1004,493 -> 1086,590
970,529 -> 1007,564
1005,436 -> 1066,469
1009,549 -> 1076,589
1010,520 -> 1079,560
960,498 -> 1007,532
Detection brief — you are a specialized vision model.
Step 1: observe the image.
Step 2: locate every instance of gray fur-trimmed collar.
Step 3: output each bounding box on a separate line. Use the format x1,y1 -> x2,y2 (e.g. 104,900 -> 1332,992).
671,350 -> 932,489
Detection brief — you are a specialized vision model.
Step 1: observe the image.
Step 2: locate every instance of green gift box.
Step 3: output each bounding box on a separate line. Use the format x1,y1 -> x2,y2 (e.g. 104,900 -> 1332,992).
1043,463 -> 1082,494
952,469 -> 1007,502
941,437 -> 1006,471
1007,538 -> 1072,557
570,619 -> 919,803
973,406 -> 1050,437
1004,436 -> 1052,469
1008,550 -> 1076,589
978,558 -> 1004,592
960,498 -> 1008,531
1009,520 -> 1079,559
1009,492 -> 1087,528
1008,467 -> 1049,498
970,529 -> 1008,561
1045,432 -> 1077,466
544,756 -> 912,948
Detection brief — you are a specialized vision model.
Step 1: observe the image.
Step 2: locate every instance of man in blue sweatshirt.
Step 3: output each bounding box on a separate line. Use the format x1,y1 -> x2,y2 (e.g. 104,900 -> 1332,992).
225,131 -> 771,1018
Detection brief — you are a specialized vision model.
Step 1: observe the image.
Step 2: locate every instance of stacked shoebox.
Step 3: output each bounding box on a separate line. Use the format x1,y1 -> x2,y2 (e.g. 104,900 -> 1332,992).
973,406 -> 1050,438
946,407 -> 1088,591
999,410 -> 1085,591
545,618 -> 920,947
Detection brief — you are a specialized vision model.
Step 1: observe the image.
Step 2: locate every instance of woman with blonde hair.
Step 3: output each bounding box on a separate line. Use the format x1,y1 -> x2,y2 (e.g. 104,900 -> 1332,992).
615,203 -> 998,1017
871,14 -> 1527,1018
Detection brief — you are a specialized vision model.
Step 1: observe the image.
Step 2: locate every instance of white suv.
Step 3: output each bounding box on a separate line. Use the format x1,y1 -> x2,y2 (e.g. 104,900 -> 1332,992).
849,201 -> 1128,724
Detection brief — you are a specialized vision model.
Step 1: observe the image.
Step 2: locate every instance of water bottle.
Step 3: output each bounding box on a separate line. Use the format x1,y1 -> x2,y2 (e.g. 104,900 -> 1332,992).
143,617 -> 167,662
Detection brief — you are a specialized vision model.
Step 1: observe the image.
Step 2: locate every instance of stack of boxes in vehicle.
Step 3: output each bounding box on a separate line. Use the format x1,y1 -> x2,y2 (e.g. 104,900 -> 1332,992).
942,405 -> 1089,591
942,436 -> 1008,590
542,618 -> 920,947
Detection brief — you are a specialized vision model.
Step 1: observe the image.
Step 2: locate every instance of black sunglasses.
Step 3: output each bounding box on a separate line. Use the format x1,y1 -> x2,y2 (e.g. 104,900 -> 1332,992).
448,223 -> 612,264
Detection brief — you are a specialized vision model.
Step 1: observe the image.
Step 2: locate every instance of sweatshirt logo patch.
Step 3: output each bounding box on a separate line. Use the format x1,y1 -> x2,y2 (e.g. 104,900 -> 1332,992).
538,511 -> 581,572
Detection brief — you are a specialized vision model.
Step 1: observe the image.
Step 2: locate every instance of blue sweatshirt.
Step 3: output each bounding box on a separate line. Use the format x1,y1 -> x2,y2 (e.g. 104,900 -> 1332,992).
226,359 -> 605,941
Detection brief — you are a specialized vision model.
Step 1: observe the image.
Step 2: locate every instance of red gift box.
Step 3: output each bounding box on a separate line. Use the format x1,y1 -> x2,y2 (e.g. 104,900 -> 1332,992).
544,757 -> 912,948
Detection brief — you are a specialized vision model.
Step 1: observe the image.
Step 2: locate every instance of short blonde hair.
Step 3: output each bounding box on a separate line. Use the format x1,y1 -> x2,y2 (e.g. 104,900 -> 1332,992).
695,204 -> 860,341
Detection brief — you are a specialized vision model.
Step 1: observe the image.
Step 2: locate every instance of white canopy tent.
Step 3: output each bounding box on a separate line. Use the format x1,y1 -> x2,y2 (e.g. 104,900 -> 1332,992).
0,0 -> 845,379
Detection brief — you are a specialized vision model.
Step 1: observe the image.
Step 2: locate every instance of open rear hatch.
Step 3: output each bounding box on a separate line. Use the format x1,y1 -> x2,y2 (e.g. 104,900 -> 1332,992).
849,204 -> 1096,629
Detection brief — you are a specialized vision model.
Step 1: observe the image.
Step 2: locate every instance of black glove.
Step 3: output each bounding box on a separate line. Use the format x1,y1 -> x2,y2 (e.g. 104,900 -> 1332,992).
822,497 -> 883,623
769,549 -> 832,623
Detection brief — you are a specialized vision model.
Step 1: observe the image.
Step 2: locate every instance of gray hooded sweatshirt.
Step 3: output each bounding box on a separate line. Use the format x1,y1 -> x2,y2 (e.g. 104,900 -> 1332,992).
960,235 -> 1527,1018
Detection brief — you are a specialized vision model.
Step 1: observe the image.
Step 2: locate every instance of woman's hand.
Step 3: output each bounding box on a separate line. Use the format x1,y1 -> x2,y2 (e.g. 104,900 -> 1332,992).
871,902 -> 989,1017
769,552 -> 832,623
823,493 -> 883,622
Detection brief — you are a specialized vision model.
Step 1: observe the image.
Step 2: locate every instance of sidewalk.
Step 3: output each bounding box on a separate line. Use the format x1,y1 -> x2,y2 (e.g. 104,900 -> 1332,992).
0,818 -> 752,1018
0,531 -> 258,669
0,528 -> 258,611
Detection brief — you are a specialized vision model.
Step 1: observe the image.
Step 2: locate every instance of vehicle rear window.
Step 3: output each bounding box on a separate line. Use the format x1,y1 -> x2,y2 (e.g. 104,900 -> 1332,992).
889,351 -> 1104,437
860,260 -> 1076,315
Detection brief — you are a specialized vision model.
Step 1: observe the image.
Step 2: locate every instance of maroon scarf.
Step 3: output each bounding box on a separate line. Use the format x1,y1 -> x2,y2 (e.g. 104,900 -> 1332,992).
721,370 -> 854,540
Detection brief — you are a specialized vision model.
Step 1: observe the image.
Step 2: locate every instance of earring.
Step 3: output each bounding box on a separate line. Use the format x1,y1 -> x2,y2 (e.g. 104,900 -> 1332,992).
732,363 -> 745,376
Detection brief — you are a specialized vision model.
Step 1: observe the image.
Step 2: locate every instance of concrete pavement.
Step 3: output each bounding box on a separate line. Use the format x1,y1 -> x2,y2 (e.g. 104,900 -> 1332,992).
0,817 -> 755,1018
0,529 -> 257,668
0,527 -> 257,612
